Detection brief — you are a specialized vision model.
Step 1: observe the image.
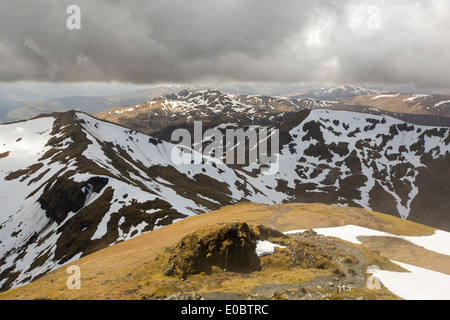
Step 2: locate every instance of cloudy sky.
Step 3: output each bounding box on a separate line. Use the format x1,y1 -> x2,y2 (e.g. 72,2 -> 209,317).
0,0 -> 449,89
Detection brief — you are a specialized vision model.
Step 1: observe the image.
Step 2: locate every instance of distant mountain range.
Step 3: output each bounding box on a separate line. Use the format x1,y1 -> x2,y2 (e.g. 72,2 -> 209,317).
94,88 -> 310,139
292,85 -> 385,100
1,85 -> 188,124
5,83 -> 449,124
95,87 -> 450,140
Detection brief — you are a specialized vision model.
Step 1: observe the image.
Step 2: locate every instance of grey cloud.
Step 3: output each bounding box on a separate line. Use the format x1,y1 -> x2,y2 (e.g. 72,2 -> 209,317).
0,0 -> 449,88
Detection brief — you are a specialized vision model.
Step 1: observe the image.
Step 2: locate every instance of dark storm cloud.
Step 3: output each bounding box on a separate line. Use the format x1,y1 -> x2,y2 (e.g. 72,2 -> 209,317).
0,0 -> 449,87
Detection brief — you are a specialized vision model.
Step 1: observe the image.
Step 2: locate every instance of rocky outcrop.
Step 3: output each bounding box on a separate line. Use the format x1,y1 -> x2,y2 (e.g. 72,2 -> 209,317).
149,222 -> 405,300
39,176 -> 109,224
163,222 -> 287,279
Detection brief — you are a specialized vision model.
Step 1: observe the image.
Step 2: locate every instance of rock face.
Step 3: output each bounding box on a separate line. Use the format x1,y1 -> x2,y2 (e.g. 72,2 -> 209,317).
163,222 -> 286,279
162,222 -> 350,282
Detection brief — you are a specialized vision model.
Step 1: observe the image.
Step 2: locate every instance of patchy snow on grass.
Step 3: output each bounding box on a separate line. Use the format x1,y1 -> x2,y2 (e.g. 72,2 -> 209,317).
285,225 -> 389,244
432,100 -> 450,108
285,225 -> 450,256
403,94 -> 429,102
402,230 -> 450,256
286,225 -> 450,300
371,93 -> 400,99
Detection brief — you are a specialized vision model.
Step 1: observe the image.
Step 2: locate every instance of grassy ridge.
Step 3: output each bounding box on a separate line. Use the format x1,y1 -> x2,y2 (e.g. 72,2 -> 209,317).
0,202 -> 443,300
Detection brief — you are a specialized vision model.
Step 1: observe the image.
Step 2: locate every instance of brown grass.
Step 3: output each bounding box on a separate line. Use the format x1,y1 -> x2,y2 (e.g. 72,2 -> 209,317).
359,236 -> 450,275
341,94 -> 450,117
0,202 -> 443,300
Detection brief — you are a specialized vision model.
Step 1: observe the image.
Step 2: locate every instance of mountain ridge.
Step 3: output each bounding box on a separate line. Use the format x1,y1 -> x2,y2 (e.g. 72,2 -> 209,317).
0,98 -> 449,292
95,89 -> 450,140
1,202 -> 448,300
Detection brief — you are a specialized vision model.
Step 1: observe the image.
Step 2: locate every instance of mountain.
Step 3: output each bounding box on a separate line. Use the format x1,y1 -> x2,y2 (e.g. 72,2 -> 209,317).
0,105 -> 449,292
0,83 -> 319,124
272,109 -> 450,228
340,93 -> 450,118
1,203 -> 449,301
293,85 -> 384,101
4,82 -> 450,125
0,86 -> 48,110
0,88 -> 47,124
0,110 -> 283,291
290,86 -> 450,126
2,85 -> 191,123
93,89 -> 338,139
96,89 -> 450,143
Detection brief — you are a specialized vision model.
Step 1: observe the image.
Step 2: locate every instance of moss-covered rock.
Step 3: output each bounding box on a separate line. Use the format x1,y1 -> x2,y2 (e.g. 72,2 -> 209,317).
163,222 -> 287,279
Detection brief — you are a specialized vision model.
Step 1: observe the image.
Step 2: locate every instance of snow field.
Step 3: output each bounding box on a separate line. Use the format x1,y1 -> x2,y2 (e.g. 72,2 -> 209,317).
286,225 -> 450,299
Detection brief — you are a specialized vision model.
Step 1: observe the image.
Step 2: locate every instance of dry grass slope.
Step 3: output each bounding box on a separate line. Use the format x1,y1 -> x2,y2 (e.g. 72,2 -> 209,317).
0,202 -> 445,300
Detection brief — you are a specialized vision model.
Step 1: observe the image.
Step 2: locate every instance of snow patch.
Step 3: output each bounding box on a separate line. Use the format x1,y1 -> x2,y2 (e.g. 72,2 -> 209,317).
286,225 -> 450,299
371,93 -> 400,99
368,261 -> 450,300
255,240 -> 285,257
432,100 -> 450,108
285,225 -> 450,256
403,94 -> 429,102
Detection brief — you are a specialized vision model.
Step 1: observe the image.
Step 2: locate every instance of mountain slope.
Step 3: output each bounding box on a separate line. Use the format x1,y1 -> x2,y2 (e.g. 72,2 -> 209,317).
0,110 -> 290,292
293,85 -> 383,101
96,89 -> 450,141
1,106 -> 449,292
2,83 -> 323,124
340,93 -> 450,118
1,203 -> 449,300
94,89 -> 315,138
264,109 -> 450,229
2,85 -> 191,123
96,94 -> 450,230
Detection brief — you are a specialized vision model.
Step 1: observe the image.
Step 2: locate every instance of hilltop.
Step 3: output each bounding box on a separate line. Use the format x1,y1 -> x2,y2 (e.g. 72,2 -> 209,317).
1,202 -> 449,300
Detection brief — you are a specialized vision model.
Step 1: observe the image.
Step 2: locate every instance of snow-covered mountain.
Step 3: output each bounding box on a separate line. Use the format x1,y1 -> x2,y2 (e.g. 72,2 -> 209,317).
1,105 -> 449,291
293,85 -> 384,101
271,109 -> 450,226
0,110 -> 285,291
341,92 -> 450,120
0,82 -> 317,124
94,89 -> 337,139
95,88 -> 450,142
